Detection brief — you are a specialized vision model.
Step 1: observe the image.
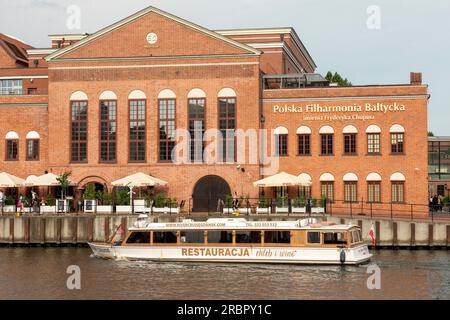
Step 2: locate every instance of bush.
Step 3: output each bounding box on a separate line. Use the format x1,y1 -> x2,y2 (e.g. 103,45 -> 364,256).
443,196 -> 450,205
97,191 -> 113,205
293,196 -> 305,207
276,195 -> 288,207
83,184 -> 97,200
5,195 -> 16,206
154,193 -> 167,208
224,194 -> 233,208
258,196 -> 267,208
22,196 -> 31,207
46,194 -> 56,206
115,188 -> 130,205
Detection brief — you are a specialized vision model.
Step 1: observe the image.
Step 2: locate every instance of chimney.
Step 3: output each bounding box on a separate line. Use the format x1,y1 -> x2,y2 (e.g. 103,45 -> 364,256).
410,72 -> 422,85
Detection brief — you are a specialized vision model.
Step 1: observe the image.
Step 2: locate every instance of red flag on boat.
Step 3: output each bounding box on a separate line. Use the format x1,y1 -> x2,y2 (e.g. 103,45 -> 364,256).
369,223 -> 376,245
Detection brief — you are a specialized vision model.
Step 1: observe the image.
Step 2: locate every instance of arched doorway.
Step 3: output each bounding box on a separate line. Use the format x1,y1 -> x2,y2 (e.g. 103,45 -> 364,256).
192,175 -> 231,212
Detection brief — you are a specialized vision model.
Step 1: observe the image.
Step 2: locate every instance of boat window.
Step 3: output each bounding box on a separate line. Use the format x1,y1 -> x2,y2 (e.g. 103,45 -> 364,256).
180,231 -> 204,244
207,231 -> 233,244
264,231 -> 291,244
153,231 -> 178,244
126,232 -> 150,244
351,230 -> 362,243
235,231 -> 262,244
307,232 -> 321,244
323,232 -> 347,245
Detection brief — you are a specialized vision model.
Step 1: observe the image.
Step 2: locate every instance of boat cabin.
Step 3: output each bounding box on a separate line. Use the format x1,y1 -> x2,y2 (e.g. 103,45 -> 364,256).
121,218 -> 364,248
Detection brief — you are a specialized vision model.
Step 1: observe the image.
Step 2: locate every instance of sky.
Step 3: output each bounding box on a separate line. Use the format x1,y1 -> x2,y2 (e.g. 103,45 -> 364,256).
1,0 -> 449,135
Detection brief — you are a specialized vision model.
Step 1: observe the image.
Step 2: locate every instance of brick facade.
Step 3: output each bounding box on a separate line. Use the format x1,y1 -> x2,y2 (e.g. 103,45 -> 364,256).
0,6 -> 429,215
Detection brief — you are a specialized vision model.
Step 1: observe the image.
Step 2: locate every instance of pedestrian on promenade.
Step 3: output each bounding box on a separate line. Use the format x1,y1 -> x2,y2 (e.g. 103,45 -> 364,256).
17,193 -> 24,215
31,191 -> 39,214
0,190 -> 4,215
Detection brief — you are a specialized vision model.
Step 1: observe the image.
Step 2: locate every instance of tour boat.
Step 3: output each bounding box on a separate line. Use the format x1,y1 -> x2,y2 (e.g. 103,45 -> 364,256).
88,217 -> 372,265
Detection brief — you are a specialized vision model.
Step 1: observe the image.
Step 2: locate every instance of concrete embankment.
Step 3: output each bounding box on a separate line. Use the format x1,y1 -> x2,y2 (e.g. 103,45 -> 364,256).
0,214 -> 449,248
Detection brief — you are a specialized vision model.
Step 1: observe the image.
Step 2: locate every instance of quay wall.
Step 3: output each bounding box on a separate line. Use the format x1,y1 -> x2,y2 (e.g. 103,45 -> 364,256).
0,215 -> 449,248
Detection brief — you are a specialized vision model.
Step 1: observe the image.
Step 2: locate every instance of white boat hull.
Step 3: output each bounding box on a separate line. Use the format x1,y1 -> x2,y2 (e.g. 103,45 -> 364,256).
88,243 -> 372,265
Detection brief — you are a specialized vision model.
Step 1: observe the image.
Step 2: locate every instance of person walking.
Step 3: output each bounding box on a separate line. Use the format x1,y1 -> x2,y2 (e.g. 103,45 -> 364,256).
17,193 -> 24,216
31,191 -> 39,214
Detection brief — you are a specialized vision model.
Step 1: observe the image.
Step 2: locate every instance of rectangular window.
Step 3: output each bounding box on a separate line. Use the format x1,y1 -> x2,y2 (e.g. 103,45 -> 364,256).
391,182 -> 405,203
153,231 -> 178,244
129,100 -> 146,162
264,231 -> 291,244
70,101 -> 88,162
344,133 -> 357,154
323,232 -> 347,245
391,133 -> 404,154
6,140 -> 18,160
299,185 -> 311,199
100,100 -> 117,162
321,134 -> 333,155
344,181 -> 357,202
159,99 -> 176,161
180,231 -> 204,244
218,97 -> 236,162
0,79 -> 22,95
307,232 -> 321,244
276,134 -> 288,156
188,98 -> 206,162
26,139 -> 39,160
235,231 -> 262,244
207,231 -> 233,244
321,182 -> 334,201
367,181 -> 381,203
367,133 -> 380,154
297,134 -> 310,155
126,232 -> 150,244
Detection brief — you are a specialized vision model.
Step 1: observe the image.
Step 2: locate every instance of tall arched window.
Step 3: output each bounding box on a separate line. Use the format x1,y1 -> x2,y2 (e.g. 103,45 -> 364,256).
274,126 -> 288,156
390,172 -> 406,203
319,126 -> 334,155
218,88 -> 236,162
5,131 -> 19,161
366,125 -> 381,154
99,90 -> 117,162
158,89 -> 176,161
297,126 -> 311,156
343,125 -> 357,155
70,91 -> 88,162
128,90 -> 146,162
343,172 -> 358,202
366,172 -> 382,203
188,89 -> 206,162
390,124 -> 405,154
320,173 -> 335,201
26,131 -> 40,161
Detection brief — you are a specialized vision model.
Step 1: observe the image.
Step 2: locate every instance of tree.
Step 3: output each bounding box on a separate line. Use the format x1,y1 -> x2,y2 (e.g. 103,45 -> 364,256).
56,171 -> 72,200
325,71 -> 352,86
428,131 -> 434,137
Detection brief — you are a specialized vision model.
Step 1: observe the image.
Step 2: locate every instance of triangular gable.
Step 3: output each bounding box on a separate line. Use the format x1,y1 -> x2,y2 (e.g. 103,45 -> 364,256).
46,6 -> 260,61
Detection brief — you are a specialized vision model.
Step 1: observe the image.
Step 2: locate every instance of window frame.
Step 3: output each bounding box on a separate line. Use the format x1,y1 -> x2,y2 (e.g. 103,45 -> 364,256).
188,97 -> 206,163
70,100 -> 88,163
320,133 -> 333,155
391,181 -> 405,203
26,138 -> 39,161
158,98 -> 177,162
320,181 -> 334,202
297,133 -> 311,156
217,97 -> 237,163
343,133 -> 357,155
344,181 -> 358,203
367,133 -> 381,155
275,133 -> 288,157
128,99 -> 146,163
367,181 -> 381,203
391,133 -> 405,154
5,139 -> 19,161
99,99 -> 117,163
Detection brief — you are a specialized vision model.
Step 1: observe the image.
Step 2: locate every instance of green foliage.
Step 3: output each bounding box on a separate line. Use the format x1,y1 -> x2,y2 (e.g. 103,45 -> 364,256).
238,195 -> 244,208
310,198 -> 317,207
325,71 -> 352,86
46,193 -> 56,206
115,188 -> 130,206
154,193 -> 167,208
443,196 -> 450,205
258,196 -> 268,208
56,171 -> 72,199
5,195 -> 16,206
224,194 -> 233,208
320,194 -> 328,208
276,195 -> 288,207
83,184 -> 97,200
293,196 -> 305,208
22,196 -> 31,207
428,131 -> 434,137
97,191 -> 113,205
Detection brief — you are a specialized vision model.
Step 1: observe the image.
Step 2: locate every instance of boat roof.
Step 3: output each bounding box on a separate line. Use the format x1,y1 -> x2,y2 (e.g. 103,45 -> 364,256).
129,218 -> 358,231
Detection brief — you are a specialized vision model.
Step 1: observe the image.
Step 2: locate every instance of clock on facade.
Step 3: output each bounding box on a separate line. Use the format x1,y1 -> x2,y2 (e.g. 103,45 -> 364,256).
146,32 -> 158,45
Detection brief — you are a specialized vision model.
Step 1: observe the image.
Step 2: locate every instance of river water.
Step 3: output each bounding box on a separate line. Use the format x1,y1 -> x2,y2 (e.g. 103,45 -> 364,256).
0,247 -> 449,300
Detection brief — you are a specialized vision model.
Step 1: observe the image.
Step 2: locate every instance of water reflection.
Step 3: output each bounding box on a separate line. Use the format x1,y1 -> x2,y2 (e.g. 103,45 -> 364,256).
0,248 -> 449,300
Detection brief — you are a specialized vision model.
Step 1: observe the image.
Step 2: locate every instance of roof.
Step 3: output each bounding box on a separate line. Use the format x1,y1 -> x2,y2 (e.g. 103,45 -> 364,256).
429,136 -> 450,142
0,34 -> 31,64
46,6 -> 260,61
129,218 -> 357,231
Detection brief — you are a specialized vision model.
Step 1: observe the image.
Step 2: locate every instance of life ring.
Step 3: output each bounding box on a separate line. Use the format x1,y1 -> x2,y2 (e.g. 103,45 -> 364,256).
340,249 -> 346,264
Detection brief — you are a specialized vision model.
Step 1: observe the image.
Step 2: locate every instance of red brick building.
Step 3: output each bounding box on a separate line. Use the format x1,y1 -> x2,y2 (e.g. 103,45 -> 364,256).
0,6 -> 429,215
